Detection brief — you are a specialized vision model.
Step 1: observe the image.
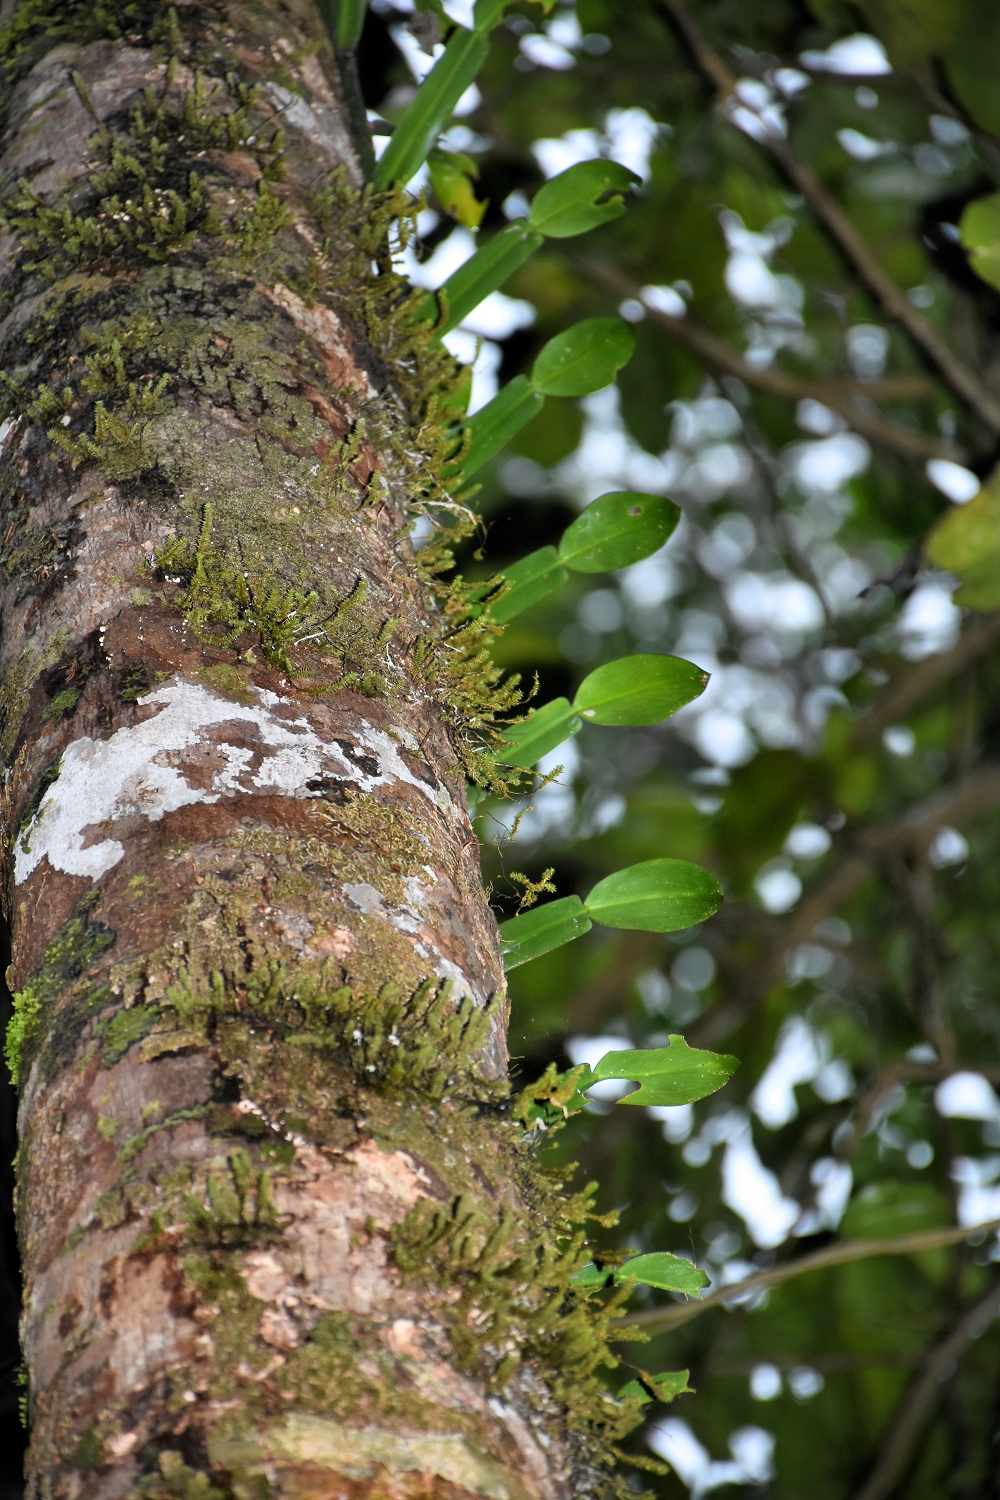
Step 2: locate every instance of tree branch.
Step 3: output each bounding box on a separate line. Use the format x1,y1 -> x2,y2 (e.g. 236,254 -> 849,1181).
584,258 -> 963,464
851,1281 -> 1000,1500
849,611 -> 1000,746
657,0 -> 1000,434
612,1221 -> 1000,1338
690,763 -> 1000,1048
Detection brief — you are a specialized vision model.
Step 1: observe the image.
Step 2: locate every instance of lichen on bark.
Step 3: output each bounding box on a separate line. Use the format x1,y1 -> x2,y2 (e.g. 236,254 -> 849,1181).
0,4 -> 654,1499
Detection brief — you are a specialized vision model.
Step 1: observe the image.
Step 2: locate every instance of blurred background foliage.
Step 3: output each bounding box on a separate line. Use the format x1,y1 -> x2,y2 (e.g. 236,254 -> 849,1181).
361,0 -> 1000,1494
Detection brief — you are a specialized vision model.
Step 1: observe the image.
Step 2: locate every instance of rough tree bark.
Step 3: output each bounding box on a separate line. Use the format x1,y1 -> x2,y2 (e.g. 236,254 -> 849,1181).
0,4 -> 637,1497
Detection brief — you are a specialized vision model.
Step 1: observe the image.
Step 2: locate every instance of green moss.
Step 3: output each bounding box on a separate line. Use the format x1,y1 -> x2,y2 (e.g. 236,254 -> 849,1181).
97,1003 -> 157,1066
0,1 -> 171,110
182,1149 -> 280,1248
194,663 -> 254,705
39,687 -> 80,724
72,1424 -> 103,1471
1,71 -> 284,278
0,628 -> 71,762
6,891 -> 116,1087
136,1450 -> 227,1500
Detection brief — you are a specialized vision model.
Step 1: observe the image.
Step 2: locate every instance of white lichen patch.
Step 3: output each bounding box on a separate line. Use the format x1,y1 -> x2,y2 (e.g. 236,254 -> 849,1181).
15,678 -> 451,885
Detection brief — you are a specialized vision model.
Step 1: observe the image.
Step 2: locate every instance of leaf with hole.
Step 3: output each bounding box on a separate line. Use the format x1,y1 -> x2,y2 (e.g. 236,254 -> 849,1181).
573,655 -> 708,726
434,220 -> 543,336
618,1371 -> 693,1405
455,376 -> 545,480
531,319 -> 636,397
428,149 -> 487,229
527,159 -> 641,238
374,27 -> 489,190
500,697 -> 581,768
590,1033 -> 737,1105
498,895 -> 591,968
584,858 -> 724,932
558,492 -> 680,572
490,547 -> 569,624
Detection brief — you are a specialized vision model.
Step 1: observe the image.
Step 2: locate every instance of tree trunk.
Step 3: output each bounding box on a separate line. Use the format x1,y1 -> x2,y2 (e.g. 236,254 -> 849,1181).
0,5 -> 633,1497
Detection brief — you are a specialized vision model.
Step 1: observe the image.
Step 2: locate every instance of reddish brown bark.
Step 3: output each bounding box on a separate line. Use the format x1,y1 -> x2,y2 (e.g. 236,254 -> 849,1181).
0,6 -> 609,1498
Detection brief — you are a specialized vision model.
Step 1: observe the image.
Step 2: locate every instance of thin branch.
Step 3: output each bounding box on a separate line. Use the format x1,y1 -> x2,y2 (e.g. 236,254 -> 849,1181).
612,1220 -> 1000,1338
657,0 -> 1000,434
690,763 -> 1000,1048
851,1281 -> 1000,1500
849,611 -> 1000,746
711,1351 -> 922,1374
584,258 -> 963,464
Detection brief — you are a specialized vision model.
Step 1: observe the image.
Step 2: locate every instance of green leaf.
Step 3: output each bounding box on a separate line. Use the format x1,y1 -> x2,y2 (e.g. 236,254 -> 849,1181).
455,375 -> 546,479
428,149 -> 487,229
527,159 -> 641,238
573,655 -> 709,726
490,547 -> 569,624
499,696 -> 581,767
619,1371 -> 693,1405
558,491 -> 680,573
531,319 -> 636,397
584,858 -> 723,932
590,1034 -> 738,1105
514,1061 -> 591,1127
926,469 -> 1000,609
334,0 -> 367,49
570,1262 -> 611,1289
960,191 -> 1000,292
499,895 -> 591,969
435,221 -> 543,336
617,1253 -> 709,1295
471,0 -> 554,28
374,27 -> 489,190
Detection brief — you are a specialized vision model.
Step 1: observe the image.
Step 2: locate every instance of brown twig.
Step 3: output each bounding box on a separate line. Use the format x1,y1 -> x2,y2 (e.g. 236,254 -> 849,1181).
690,762 -> 1000,1048
851,1281 -> 1000,1500
711,1351 -> 922,1374
612,1220 -> 1000,1338
830,1056 -> 1000,1162
584,258 -> 962,464
849,612 -> 1000,746
657,0 -> 1000,434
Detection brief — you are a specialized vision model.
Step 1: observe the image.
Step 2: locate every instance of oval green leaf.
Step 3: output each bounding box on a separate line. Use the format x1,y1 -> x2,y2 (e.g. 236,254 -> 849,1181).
559,492 -> 680,573
616,1253 -> 709,1295
573,655 -> 708,726
456,375 -> 545,480
490,547 -> 569,624
584,858 -> 724,932
591,1034 -> 738,1105
500,696 -> 581,767
499,895 -> 591,969
527,160 -> 641,239
531,318 -> 636,397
